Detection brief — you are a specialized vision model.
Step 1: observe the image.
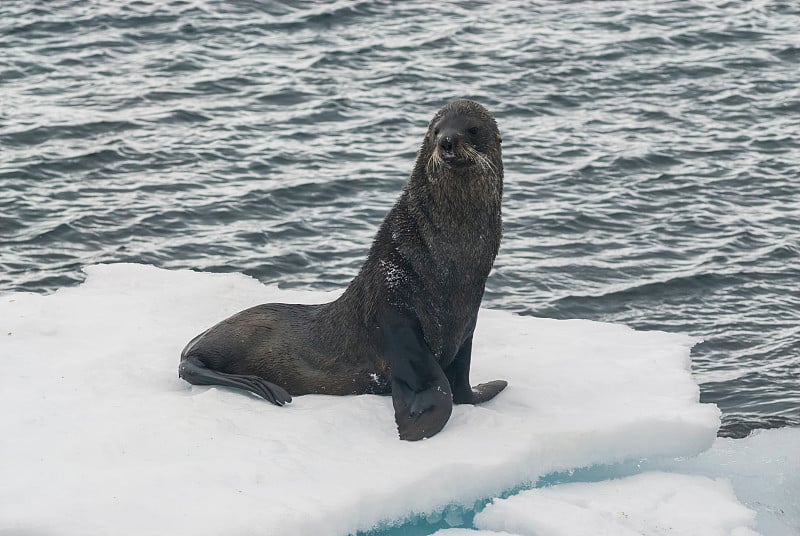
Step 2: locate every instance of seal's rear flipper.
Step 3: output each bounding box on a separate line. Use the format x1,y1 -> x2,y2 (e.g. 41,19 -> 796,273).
178,356 -> 292,406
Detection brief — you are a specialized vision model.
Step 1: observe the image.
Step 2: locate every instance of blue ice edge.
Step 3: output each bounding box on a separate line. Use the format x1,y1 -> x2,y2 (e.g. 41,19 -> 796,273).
358,457 -> 654,535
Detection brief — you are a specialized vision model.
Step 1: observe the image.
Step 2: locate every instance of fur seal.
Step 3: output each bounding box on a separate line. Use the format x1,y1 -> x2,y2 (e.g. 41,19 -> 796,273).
179,99 -> 507,440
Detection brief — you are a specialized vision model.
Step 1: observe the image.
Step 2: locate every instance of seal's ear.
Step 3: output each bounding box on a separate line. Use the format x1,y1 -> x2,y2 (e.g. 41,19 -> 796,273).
496,133 -> 503,144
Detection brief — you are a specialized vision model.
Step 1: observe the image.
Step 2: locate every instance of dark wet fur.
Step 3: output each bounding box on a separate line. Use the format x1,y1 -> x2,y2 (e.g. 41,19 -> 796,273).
180,99 -> 507,440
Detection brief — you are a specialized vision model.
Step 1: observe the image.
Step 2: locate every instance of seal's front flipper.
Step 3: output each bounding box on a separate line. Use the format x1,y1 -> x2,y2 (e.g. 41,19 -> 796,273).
446,335 -> 508,405
392,375 -> 453,441
381,305 -> 453,441
178,356 -> 292,406
467,379 -> 507,404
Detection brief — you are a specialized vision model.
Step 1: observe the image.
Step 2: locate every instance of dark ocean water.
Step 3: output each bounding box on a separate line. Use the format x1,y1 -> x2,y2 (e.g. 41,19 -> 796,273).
1,0 -> 798,439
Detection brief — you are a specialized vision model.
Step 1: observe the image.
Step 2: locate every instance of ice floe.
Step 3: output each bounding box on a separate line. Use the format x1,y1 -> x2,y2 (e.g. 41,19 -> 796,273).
0,262 -> 761,535
435,472 -> 758,536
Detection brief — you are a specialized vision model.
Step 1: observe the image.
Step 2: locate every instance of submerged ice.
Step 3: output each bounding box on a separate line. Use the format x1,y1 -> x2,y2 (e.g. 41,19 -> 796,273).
0,264 -> 792,535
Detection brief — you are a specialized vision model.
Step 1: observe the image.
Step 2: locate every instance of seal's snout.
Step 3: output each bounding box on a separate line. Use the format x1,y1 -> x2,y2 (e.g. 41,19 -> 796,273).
437,129 -> 464,163
440,135 -> 455,153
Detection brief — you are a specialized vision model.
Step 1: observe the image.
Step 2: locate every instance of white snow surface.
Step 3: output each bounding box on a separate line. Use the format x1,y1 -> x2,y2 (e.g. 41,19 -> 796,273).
0,263 -> 722,535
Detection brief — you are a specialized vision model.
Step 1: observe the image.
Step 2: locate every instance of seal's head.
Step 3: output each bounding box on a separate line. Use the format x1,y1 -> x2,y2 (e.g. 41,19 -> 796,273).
424,99 -> 503,180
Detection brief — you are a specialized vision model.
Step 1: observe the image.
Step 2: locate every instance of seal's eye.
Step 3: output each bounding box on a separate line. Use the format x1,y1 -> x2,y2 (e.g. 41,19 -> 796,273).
468,126 -> 480,136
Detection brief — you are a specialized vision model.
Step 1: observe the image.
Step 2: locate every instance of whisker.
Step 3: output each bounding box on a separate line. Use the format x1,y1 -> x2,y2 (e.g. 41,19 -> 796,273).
426,148 -> 445,182
464,145 -> 497,176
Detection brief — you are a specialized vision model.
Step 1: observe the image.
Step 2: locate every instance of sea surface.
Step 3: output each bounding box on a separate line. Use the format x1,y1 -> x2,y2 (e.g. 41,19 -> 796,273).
1,0 -> 798,439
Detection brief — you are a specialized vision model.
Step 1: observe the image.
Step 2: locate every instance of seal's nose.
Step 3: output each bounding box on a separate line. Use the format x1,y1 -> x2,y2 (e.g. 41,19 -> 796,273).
440,136 -> 455,153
